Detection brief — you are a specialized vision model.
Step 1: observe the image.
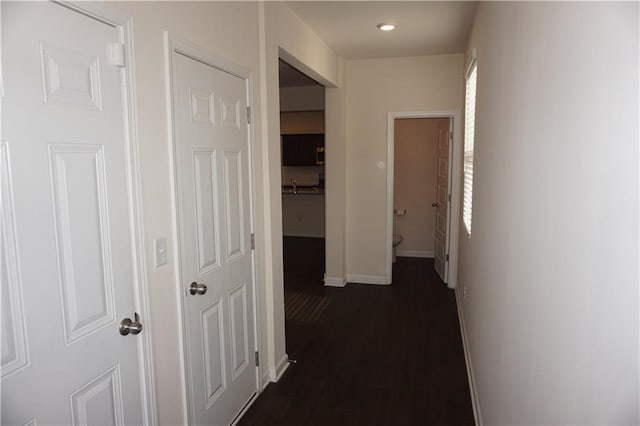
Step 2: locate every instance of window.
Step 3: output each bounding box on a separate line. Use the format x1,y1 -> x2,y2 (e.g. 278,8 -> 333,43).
463,58 -> 477,235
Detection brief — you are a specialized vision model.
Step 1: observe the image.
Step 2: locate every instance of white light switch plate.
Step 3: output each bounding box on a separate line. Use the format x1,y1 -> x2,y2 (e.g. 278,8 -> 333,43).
154,238 -> 167,267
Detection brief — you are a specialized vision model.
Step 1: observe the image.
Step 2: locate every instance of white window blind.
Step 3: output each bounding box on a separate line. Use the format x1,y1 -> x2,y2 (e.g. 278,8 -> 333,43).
463,61 -> 477,235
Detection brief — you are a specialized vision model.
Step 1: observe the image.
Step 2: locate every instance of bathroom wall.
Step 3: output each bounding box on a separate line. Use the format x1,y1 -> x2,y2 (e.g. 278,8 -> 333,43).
393,118 -> 446,257
345,54 -> 463,282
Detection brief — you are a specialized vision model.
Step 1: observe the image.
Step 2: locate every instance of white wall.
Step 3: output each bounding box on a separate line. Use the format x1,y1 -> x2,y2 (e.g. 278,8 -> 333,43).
260,0 -> 343,380
345,54 -> 463,281
280,86 -> 325,111
393,118 -> 443,257
266,2 -> 346,285
324,57 -> 348,285
104,2 -> 343,422
457,2 -> 639,424
102,2 -> 265,424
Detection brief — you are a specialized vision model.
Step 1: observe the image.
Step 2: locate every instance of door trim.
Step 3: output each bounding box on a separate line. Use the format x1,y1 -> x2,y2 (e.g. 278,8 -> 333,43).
164,32 -> 261,425
50,1 -> 158,424
386,110 -> 462,289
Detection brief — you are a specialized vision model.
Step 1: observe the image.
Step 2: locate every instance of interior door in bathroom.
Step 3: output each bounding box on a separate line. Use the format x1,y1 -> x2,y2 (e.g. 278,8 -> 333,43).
434,118 -> 452,282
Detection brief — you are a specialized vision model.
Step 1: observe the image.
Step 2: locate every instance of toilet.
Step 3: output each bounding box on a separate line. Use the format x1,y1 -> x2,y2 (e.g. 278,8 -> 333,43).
392,234 -> 403,263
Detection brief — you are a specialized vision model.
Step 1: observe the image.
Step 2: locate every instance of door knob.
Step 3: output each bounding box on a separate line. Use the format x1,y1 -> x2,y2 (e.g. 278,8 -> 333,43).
431,202 -> 441,207
119,313 -> 143,336
190,282 -> 208,295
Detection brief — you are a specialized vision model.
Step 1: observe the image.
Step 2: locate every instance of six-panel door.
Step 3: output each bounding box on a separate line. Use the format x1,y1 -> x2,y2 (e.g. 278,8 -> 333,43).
1,2 -> 143,424
172,51 -> 257,425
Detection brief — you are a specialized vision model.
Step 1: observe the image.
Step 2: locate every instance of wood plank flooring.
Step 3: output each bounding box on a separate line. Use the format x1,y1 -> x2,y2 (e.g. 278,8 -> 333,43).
239,237 -> 474,425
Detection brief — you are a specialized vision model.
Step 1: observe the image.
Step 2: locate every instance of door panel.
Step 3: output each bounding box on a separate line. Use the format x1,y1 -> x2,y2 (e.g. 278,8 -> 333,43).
202,300 -> 226,406
49,145 -> 115,344
194,149 -> 221,273
434,118 -> 451,282
173,51 -> 257,425
1,141 -> 29,380
1,3 -> 143,424
70,365 -> 125,425
40,42 -> 103,110
229,283 -> 249,379
223,151 -> 245,260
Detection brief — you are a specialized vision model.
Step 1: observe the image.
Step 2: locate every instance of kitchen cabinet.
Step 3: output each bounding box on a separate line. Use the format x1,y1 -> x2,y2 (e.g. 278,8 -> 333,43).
282,134 -> 324,166
282,193 -> 325,238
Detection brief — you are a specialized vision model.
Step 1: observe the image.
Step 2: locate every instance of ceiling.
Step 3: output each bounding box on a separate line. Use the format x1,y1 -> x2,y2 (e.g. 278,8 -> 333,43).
285,1 -> 478,60
279,60 -> 322,87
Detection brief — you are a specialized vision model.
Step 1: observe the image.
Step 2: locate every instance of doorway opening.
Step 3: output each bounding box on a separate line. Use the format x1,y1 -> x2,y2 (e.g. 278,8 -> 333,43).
386,111 -> 462,288
278,59 -> 328,352
393,117 -> 450,275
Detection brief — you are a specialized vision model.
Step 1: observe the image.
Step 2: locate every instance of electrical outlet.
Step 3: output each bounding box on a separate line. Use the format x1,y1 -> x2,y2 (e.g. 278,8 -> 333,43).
463,285 -> 468,299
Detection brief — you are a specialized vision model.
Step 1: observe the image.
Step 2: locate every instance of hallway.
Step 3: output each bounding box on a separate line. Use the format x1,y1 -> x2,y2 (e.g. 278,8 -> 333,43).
240,241 -> 474,425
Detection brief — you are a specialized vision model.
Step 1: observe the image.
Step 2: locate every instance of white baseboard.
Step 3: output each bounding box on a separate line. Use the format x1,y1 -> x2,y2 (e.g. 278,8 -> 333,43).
346,274 -> 389,285
455,290 -> 482,426
268,354 -> 290,382
396,249 -> 434,258
261,369 -> 270,391
324,275 -> 346,287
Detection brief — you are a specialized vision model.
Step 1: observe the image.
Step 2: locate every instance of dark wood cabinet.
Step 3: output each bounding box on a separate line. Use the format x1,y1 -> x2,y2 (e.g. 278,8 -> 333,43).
281,134 -> 324,166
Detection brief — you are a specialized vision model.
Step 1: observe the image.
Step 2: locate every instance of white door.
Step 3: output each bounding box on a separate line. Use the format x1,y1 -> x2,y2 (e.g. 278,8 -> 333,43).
434,118 -> 452,282
172,51 -> 257,425
2,2 -> 145,425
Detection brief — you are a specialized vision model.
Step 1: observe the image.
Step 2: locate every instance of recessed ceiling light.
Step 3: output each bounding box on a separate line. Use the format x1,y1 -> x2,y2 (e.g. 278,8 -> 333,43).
376,23 -> 396,32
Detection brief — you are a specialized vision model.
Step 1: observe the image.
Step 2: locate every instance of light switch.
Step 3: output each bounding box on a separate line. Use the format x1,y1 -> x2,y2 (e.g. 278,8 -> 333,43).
154,238 -> 167,267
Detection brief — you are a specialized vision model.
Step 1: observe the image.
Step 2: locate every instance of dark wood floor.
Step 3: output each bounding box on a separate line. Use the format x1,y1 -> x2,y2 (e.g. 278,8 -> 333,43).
239,237 -> 474,426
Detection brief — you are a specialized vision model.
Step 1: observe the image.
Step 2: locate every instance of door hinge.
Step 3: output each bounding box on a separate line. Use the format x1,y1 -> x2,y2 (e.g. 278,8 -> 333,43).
246,106 -> 251,124
446,254 -> 449,262
110,42 -> 126,67
255,351 -> 260,366
250,233 -> 255,250
448,193 -> 451,202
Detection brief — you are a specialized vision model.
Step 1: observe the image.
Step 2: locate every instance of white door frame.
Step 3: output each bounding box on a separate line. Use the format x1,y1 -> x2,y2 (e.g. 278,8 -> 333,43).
49,2 -> 159,423
164,32 -> 262,424
386,110 -> 462,289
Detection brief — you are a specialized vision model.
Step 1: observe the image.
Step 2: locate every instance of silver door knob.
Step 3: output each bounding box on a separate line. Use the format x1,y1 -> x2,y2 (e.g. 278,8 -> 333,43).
431,202 -> 441,207
119,313 -> 143,336
190,282 -> 208,295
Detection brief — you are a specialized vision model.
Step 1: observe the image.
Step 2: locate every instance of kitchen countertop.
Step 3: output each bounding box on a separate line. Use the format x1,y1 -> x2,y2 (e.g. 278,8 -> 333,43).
282,186 -> 324,195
